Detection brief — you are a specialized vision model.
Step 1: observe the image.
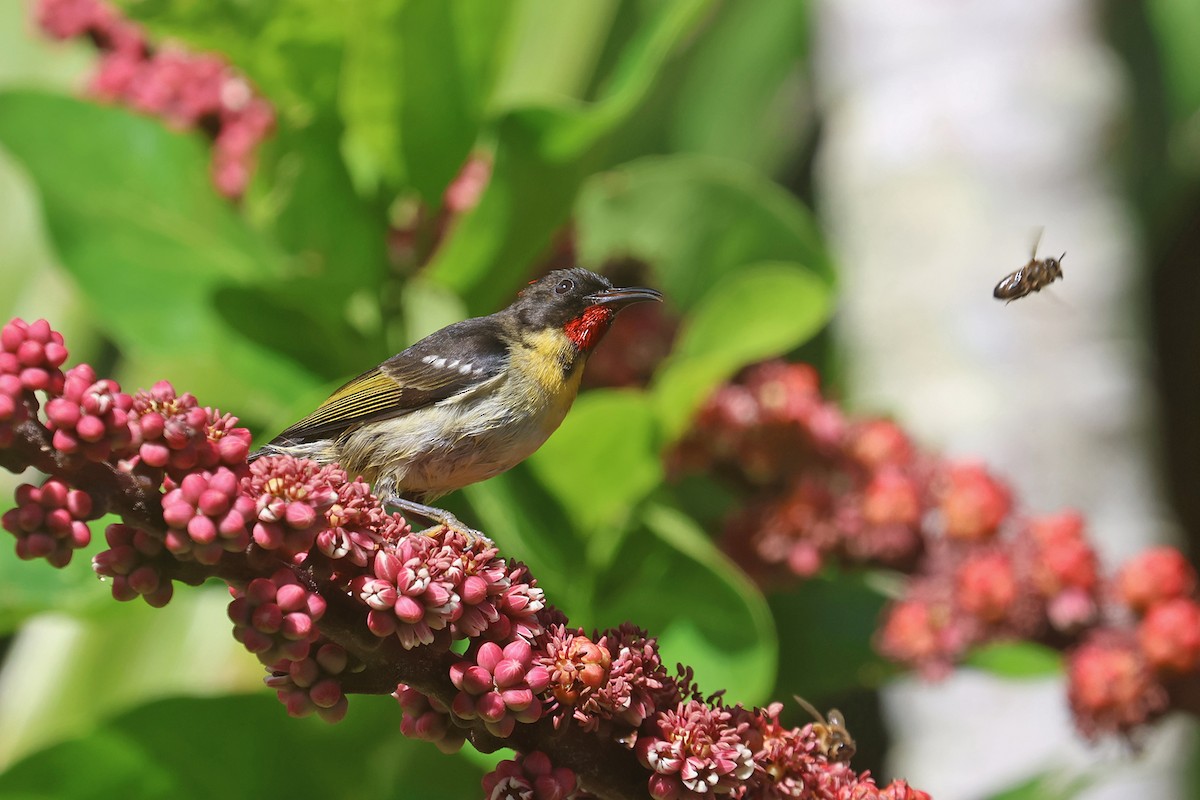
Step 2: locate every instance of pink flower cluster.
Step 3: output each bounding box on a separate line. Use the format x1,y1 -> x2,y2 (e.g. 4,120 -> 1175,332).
45,364 -> 135,460
354,528 -> 546,650
92,523 -> 174,606
450,639 -> 551,738
129,382 -> 251,479
1064,548 -> 1200,738
34,0 -> 274,198
537,623 -> 681,736
229,568 -> 326,665
395,683 -> 466,754
642,701 -> 930,800
676,359 -> 1200,741
483,751 -> 582,800
161,467 -> 254,563
0,318 -> 68,445
265,640 -> 351,723
1,318 -> 933,798
1,478 -> 92,567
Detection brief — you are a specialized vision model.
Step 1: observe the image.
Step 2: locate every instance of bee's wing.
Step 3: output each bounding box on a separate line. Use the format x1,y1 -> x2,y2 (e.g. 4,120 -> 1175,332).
268,317 -> 509,446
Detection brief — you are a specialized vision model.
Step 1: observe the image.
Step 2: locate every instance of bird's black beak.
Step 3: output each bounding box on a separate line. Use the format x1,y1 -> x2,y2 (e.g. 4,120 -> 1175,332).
586,286 -> 664,310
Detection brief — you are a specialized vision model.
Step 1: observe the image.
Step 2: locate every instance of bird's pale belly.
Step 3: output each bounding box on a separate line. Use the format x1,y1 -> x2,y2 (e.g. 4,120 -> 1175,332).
337,364 -> 582,501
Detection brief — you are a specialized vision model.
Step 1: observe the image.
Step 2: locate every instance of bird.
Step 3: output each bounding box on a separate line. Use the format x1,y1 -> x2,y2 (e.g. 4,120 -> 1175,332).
252,267 -> 664,538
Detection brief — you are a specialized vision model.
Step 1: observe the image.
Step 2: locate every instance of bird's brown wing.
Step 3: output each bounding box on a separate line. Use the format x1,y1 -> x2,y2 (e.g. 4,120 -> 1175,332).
267,317 -> 509,446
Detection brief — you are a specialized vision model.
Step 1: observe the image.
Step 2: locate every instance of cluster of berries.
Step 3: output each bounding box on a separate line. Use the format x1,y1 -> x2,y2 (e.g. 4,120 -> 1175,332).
0,318 -> 927,799
674,360 -> 1200,739
35,0 -> 274,198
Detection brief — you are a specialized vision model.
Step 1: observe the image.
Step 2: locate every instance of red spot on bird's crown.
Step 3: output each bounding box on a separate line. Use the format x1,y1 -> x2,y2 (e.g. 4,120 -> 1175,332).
563,305 -> 615,352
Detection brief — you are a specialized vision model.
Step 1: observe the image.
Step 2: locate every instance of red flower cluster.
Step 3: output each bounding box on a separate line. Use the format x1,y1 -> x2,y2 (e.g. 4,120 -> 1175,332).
676,359 -> 1200,741
34,0 -> 274,198
673,361 -> 962,577
0,319 -> 932,799
1063,547 -> 1200,738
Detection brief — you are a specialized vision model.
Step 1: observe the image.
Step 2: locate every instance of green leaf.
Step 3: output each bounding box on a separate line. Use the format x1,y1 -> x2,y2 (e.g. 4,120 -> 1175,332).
0,515 -> 113,634
425,0 -> 716,314
576,154 -> 833,310
0,694 -> 485,799
527,390 -> 662,534
965,641 -> 1064,679
1147,0 -> 1200,123
0,731 -> 175,800
652,262 -> 832,439
665,0 -> 812,171
0,90 -> 316,418
593,504 -> 777,706
341,0 -> 510,198
489,0 -> 620,112
0,584 -> 260,768
769,575 -> 891,701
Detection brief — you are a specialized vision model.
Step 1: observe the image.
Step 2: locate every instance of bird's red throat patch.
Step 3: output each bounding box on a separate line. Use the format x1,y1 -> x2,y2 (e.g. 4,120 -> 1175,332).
563,305 -> 616,352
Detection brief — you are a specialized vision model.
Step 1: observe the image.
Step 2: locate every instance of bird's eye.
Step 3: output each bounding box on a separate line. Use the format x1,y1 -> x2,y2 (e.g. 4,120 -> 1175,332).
554,278 -> 574,295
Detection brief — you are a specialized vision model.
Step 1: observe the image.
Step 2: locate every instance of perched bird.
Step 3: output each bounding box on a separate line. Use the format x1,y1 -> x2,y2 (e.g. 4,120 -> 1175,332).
253,268 -> 663,535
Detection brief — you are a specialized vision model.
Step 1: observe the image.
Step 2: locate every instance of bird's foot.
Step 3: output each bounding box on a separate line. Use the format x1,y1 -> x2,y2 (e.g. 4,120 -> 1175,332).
381,495 -> 493,547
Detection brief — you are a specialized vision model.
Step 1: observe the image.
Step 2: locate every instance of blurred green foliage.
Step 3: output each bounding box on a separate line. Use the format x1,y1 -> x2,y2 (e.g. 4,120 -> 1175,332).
0,0 -> 864,794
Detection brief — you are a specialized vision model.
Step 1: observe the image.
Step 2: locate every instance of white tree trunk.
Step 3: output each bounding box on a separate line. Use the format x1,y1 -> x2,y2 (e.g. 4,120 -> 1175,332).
814,1 -> 1190,797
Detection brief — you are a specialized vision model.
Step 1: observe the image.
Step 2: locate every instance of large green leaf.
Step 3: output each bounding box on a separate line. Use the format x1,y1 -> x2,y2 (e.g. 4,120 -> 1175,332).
0,694 -> 486,799
592,504 -> 777,706
653,262 -> 832,439
665,0 -> 812,171
769,575 -> 891,701
489,0 -> 620,112
425,0 -> 716,314
0,91 -> 315,418
340,0 -> 510,199
576,154 -> 833,309
0,585 -> 258,769
1147,0 -> 1200,123
220,116 -> 391,383
527,390 -> 662,535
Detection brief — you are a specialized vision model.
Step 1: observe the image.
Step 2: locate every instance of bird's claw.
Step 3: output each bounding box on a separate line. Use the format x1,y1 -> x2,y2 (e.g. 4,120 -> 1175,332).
380,494 -> 494,547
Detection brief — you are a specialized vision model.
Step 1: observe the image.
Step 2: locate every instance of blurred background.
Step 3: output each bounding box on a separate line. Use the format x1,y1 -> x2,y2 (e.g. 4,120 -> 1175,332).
0,0 -> 1198,797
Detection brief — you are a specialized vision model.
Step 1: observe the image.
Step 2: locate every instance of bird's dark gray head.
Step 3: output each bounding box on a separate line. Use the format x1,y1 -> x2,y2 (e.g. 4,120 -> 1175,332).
509,268 -> 663,347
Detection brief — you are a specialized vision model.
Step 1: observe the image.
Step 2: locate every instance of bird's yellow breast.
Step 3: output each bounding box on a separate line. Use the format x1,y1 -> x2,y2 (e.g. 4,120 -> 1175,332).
506,327 -> 584,427
337,328 -> 585,500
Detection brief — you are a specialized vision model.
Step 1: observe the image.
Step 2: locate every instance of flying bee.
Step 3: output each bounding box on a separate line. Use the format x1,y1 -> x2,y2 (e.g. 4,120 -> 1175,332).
794,695 -> 856,764
993,231 -> 1064,303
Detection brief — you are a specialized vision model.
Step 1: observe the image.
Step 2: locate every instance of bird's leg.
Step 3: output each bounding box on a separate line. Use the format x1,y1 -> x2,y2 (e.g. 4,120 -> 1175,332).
374,480 -> 492,546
